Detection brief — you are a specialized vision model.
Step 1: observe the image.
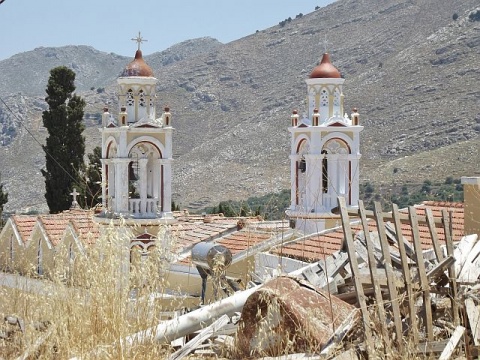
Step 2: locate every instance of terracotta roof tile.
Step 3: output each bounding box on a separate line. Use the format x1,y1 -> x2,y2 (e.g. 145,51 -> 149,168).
12,215 -> 37,243
274,202 -> 465,262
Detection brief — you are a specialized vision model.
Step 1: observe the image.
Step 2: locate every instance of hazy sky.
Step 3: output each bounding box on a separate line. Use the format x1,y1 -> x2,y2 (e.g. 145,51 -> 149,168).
0,0 -> 335,61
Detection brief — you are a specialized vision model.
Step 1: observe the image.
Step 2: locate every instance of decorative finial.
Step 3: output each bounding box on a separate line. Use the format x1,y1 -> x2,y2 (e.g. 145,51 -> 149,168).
131,31 -> 147,51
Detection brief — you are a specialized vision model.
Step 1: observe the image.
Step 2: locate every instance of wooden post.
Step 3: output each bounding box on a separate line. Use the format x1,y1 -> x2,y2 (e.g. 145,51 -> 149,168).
338,197 -> 374,355
358,200 -> 391,354
392,203 -> 418,344
425,208 -> 445,262
374,201 -> 404,351
442,209 -> 459,326
409,206 -> 434,341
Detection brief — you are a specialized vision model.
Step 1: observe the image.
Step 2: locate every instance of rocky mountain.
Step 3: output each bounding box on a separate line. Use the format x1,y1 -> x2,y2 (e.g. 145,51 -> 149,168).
0,0 -> 479,213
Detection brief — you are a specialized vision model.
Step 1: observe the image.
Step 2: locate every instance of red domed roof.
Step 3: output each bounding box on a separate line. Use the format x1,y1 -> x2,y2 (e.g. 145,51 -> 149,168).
121,50 -> 154,77
310,53 -> 341,79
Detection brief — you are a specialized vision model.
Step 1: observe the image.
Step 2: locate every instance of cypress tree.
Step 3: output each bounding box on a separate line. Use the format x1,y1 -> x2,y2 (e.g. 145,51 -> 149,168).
84,146 -> 102,209
0,175 -> 8,227
41,66 -> 86,214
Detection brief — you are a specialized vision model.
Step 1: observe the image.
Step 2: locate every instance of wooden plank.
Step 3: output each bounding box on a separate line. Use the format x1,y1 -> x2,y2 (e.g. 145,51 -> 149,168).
320,310 -> 358,357
409,206 -> 434,341
338,197 -> 374,355
457,239 -> 480,282
417,340 -> 450,354
426,255 -> 455,281
374,201 -> 403,352
438,325 -> 465,360
358,200 -> 391,354
168,314 -> 230,360
354,239 -> 370,265
392,203 -> 418,344
453,234 -> 478,277
348,207 -> 444,225
465,298 -> 480,346
385,221 -> 416,259
425,207 -> 444,262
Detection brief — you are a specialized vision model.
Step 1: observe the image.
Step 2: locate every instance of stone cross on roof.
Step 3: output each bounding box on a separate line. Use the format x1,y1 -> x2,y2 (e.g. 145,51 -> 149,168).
131,31 -> 147,51
70,188 -> 80,209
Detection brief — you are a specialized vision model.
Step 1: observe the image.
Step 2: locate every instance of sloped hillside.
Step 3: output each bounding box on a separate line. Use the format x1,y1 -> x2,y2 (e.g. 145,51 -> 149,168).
0,0 -> 479,212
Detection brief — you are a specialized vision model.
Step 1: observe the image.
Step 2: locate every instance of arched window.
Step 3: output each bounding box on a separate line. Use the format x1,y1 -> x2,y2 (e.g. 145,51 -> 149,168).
9,234 -> 14,264
37,239 -> 43,276
322,150 -> 328,193
333,88 -> 340,107
126,89 -> 134,107
320,89 -> 329,107
138,89 -> 146,107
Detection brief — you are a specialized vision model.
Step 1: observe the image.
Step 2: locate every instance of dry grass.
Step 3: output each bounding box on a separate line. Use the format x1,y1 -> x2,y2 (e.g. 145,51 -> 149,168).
0,222 -> 185,359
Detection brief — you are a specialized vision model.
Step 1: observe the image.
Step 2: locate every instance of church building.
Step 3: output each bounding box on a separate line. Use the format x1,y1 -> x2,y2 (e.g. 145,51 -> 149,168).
286,53 -> 363,235
99,35 -> 174,222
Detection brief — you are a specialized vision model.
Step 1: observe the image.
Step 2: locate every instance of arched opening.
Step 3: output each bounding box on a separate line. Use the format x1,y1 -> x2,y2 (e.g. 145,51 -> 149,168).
322,150 -> 328,193
37,239 -> 43,276
295,139 -> 309,208
127,142 -> 162,216
321,138 -> 352,208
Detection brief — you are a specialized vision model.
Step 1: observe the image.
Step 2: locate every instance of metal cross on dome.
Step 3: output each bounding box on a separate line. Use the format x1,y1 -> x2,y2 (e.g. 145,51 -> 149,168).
131,31 -> 147,51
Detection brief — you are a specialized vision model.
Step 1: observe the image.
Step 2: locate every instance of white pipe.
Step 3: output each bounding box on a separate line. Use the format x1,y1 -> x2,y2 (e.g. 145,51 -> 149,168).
70,285 -> 260,359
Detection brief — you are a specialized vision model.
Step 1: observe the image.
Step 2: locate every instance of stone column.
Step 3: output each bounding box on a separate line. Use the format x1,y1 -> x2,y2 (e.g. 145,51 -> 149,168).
113,158 -> 130,214
349,155 -> 361,206
162,159 -> 173,213
289,154 -> 298,210
153,159 -> 161,210
101,159 -> 107,209
138,158 -> 148,215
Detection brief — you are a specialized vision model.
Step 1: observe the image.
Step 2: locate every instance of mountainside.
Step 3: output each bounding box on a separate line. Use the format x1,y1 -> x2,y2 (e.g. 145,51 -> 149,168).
1,0 -> 479,213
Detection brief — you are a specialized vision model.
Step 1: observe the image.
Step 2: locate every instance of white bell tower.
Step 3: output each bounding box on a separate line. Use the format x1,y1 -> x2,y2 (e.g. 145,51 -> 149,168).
99,34 -> 174,221
286,53 -> 363,234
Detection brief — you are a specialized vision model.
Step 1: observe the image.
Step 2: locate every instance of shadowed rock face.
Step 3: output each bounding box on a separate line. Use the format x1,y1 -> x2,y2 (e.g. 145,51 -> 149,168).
1,0 -> 480,213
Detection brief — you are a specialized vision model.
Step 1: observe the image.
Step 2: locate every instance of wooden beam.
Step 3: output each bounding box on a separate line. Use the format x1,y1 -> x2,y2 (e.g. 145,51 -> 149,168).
338,197 -> 374,355
374,201 -> 403,352
426,255 -> 455,281
392,203 -> 418,344
465,298 -> 480,346
425,207 -> 445,262
409,206 -> 434,341
358,200 -> 392,354
438,326 -> 465,360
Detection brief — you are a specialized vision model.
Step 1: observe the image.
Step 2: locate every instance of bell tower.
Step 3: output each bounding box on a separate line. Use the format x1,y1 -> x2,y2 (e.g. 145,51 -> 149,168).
286,53 -> 363,234
99,34 -> 174,221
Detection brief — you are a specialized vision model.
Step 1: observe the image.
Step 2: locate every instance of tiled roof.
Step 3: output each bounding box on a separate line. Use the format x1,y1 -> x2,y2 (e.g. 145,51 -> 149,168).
69,215 -> 100,245
170,220 -> 239,253
38,210 -> 95,246
11,215 -> 37,244
274,202 -> 465,263
174,220 -> 291,266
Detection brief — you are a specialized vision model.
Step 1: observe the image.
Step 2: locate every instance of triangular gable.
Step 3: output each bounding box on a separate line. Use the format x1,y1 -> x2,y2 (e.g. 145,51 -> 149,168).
327,121 -> 347,127
11,215 -> 37,245
30,221 -> 55,250
131,231 -> 157,246
0,217 -> 25,248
